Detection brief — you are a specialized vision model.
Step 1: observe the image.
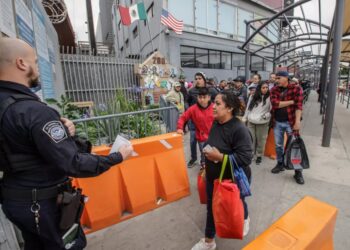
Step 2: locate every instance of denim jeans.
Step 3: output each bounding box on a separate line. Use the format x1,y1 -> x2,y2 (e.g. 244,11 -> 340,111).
274,121 -> 292,163
273,121 -> 302,173
188,120 -> 198,161
205,179 -> 249,239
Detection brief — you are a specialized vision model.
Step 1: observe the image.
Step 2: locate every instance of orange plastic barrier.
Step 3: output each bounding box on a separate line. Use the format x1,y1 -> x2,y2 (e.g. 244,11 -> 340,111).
74,133 -> 190,234
264,128 -> 288,160
264,128 -> 277,159
243,196 -> 338,250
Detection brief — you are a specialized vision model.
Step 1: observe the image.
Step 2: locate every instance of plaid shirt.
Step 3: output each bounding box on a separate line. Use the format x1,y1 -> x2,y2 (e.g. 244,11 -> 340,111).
270,83 -> 303,127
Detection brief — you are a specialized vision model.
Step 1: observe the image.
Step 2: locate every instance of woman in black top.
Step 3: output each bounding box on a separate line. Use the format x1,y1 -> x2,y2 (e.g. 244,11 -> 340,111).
191,90 -> 253,250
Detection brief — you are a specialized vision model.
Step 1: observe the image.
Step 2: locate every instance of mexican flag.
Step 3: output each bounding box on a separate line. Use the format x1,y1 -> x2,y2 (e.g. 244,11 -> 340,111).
118,3 -> 147,26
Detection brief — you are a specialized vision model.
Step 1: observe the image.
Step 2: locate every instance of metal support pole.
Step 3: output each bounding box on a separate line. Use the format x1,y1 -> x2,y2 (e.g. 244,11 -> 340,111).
319,41 -> 330,108
244,21 -> 250,81
273,46 -> 277,72
322,0 -> 345,147
347,63 -> 350,90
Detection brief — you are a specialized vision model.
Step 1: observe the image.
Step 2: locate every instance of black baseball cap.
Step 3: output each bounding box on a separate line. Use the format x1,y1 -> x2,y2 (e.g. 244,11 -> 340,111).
233,76 -> 245,82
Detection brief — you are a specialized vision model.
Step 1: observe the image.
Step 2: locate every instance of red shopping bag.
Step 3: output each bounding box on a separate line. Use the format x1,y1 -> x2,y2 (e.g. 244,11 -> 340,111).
212,155 -> 244,239
197,169 -> 207,204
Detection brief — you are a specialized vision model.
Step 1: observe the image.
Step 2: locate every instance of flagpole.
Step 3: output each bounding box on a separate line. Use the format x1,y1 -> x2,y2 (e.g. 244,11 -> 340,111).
159,23 -> 163,54
140,0 -> 154,53
114,2 -> 120,57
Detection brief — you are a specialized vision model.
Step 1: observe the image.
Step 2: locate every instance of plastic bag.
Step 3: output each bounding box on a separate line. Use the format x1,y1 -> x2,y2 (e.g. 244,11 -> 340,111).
284,132 -> 310,170
213,155 -> 244,239
197,169 -> 207,204
229,154 -> 251,197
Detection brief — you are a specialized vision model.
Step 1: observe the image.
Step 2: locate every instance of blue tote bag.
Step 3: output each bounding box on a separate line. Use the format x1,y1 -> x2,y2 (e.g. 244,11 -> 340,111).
229,154 -> 251,197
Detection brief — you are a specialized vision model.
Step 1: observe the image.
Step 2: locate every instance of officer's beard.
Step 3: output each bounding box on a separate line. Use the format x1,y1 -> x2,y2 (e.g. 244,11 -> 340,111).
27,66 -> 40,88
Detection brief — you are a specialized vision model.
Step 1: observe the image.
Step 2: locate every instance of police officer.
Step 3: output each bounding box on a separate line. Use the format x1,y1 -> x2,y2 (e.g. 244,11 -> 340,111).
0,38 -> 133,249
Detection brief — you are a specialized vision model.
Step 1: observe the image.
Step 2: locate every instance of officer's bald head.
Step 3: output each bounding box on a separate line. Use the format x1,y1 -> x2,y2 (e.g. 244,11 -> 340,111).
0,38 -> 32,66
0,38 -> 39,88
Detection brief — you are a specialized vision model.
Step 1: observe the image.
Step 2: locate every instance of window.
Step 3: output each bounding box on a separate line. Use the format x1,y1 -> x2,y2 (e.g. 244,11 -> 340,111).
265,61 -> 273,72
232,53 -> 245,68
195,0 -> 207,32
180,46 -> 196,67
221,52 -> 231,70
238,9 -> 253,38
125,39 -> 129,48
219,3 -> 236,35
195,48 -> 209,68
209,50 -> 221,69
208,0 -> 218,33
181,46 -> 238,70
267,22 -> 279,43
168,0 -> 194,26
251,55 -> 264,71
133,26 -> 138,38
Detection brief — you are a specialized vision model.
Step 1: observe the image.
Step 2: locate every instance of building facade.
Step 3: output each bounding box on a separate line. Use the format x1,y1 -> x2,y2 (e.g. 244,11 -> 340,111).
110,0 -> 283,81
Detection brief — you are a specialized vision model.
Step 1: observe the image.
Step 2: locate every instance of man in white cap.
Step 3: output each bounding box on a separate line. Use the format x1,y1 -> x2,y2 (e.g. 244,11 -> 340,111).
165,81 -> 185,114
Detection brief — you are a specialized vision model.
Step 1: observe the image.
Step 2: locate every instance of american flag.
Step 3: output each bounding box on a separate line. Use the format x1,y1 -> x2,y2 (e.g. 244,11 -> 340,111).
161,9 -> 184,35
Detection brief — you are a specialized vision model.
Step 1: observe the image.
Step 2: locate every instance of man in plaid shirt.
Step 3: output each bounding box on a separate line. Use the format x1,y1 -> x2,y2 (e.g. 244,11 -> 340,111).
270,71 -> 304,184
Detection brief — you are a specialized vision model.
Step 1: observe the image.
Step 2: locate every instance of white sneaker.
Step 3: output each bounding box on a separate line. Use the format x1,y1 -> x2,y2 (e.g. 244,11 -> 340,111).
191,238 -> 216,250
243,216 -> 250,237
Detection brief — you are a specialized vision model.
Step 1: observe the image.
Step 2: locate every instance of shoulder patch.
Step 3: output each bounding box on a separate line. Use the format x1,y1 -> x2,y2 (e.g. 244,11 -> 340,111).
42,121 -> 68,143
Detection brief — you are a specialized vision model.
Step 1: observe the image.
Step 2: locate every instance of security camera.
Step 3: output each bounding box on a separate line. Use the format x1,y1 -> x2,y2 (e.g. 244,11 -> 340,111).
165,29 -> 170,35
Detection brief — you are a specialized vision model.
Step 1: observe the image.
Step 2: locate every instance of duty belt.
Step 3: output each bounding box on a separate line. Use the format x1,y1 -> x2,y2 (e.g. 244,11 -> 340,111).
1,180 -> 72,201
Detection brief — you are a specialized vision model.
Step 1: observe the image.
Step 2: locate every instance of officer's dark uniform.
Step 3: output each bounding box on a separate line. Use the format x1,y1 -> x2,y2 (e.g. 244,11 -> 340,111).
0,80 -> 124,250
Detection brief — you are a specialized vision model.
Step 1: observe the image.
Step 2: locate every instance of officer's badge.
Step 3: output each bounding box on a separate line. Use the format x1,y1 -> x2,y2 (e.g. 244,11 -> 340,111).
43,121 -> 68,143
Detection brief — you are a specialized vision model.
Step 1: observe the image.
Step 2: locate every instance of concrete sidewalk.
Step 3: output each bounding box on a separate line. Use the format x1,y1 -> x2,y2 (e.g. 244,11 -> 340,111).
86,92 -> 350,250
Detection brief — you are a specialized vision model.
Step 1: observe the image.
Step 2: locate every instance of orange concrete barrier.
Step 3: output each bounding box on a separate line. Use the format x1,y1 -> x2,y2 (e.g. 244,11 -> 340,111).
243,196 -> 338,250
74,133 -> 190,234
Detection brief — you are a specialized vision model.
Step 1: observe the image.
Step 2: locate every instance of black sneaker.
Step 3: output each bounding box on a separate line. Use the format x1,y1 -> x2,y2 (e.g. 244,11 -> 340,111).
187,159 -> 197,168
294,171 -> 305,185
271,162 -> 285,174
256,157 -> 262,165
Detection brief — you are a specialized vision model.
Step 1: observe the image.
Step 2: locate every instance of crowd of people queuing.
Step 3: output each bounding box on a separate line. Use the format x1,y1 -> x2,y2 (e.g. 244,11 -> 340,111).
166,70 -> 305,250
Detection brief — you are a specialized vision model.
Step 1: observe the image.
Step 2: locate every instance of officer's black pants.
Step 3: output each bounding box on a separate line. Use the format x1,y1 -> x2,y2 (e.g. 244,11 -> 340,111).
2,198 -> 86,250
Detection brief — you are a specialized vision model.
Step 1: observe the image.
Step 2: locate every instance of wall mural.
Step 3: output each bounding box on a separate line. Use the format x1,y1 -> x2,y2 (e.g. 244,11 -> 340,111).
136,52 -> 182,105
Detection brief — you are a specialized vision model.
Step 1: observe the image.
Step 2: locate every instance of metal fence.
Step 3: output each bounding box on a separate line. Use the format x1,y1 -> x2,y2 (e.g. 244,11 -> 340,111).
72,106 -> 179,146
338,89 -> 350,109
60,47 -> 143,106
